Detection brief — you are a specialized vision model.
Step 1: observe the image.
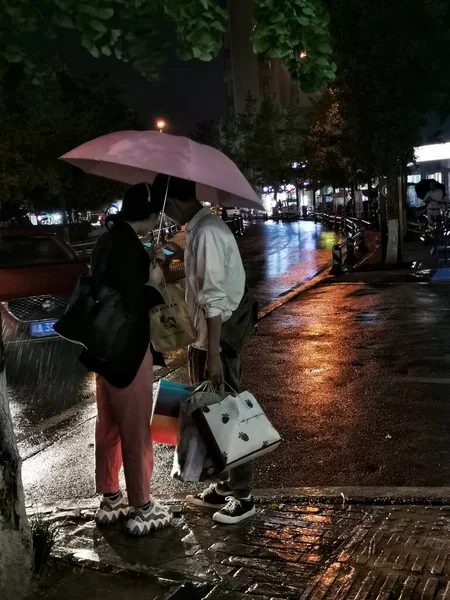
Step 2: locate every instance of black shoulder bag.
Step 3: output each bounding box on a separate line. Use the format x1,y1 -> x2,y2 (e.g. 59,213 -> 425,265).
53,238 -> 141,363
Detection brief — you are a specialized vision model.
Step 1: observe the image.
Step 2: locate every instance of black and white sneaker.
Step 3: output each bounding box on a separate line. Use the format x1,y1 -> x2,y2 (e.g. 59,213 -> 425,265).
95,492 -> 130,525
126,499 -> 172,536
186,484 -> 230,509
213,496 -> 256,524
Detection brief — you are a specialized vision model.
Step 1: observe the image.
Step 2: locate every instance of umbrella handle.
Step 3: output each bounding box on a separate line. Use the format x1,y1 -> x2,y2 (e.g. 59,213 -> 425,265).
156,175 -> 171,246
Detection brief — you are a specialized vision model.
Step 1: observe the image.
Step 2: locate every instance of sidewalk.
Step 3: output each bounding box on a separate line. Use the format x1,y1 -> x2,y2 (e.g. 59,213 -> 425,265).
340,233 -> 436,283
28,499 -> 450,599
23,227 -> 450,598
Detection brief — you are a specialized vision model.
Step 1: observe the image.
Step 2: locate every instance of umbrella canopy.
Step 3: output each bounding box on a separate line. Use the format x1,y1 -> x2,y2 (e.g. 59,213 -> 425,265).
60,130 -> 264,211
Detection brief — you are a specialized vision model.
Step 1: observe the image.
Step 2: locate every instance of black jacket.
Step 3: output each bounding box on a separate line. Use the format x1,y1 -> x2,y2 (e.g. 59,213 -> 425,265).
79,221 -> 164,388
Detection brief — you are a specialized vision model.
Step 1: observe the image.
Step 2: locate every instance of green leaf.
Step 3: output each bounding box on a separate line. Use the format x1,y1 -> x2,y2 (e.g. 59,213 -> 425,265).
297,16 -> 310,26
5,6 -> 22,19
303,6 -> 316,16
81,34 -> 100,58
110,29 -> 121,43
318,43 -> 332,54
316,56 -> 330,66
52,13 -> 74,29
101,46 -> 112,56
89,20 -> 108,34
5,52 -> 23,64
95,8 -> 115,20
270,12 -> 284,23
210,20 -> 226,32
192,46 -> 212,61
253,38 -> 271,54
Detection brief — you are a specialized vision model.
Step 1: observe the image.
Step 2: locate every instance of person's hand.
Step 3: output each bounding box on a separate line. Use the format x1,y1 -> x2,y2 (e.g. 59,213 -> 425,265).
206,353 -> 224,389
149,263 -> 164,286
153,245 -> 168,265
164,242 -> 184,261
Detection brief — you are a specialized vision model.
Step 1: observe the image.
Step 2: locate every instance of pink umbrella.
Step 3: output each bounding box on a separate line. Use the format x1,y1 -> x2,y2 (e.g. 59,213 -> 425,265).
60,130 -> 263,211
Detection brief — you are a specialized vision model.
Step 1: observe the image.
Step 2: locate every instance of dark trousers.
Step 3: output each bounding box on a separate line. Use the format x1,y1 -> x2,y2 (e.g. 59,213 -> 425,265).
188,346 -> 253,498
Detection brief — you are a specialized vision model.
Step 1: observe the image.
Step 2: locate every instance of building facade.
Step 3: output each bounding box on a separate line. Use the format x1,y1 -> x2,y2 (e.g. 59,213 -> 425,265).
224,0 -> 312,117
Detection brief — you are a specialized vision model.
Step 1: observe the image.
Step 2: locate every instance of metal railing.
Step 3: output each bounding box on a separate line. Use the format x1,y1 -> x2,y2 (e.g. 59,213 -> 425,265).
224,215 -> 245,237
315,213 -> 368,275
71,224 -> 181,255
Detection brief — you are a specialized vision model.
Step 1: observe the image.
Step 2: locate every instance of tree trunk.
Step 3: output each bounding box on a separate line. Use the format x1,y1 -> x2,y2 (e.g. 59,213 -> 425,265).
378,178 -> 389,262
385,172 -> 400,264
0,323 -> 33,599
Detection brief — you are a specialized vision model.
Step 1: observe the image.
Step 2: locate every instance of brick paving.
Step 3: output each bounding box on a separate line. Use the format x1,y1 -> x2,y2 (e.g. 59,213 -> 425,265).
37,501 -> 450,599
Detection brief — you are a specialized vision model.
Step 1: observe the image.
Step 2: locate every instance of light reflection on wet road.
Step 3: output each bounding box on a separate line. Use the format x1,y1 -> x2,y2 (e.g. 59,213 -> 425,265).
9,220 -> 336,438
21,278 -> 450,504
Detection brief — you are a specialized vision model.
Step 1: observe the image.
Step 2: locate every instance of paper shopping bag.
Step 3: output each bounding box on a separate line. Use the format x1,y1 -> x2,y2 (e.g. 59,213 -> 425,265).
172,384 -> 226,482
151,380 -> 194,445
150,281 -> 196,353
192,390 -> 281,471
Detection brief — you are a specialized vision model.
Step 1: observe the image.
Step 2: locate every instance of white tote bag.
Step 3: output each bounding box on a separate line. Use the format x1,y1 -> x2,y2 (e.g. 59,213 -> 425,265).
193,390 -> 281,471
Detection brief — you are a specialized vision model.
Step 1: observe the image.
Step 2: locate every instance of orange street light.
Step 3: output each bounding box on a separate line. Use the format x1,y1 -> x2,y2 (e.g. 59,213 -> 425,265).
156,119 -> 166,133
300,51 -> 307,59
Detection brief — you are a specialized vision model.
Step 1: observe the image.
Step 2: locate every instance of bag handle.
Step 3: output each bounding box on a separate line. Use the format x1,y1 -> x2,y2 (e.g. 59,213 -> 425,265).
192,380 -> 216,394
220,381 -> 240,397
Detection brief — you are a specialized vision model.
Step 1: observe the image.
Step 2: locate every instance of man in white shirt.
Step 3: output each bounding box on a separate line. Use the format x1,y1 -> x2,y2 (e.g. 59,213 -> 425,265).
424,180 -> 444,226
152,174 -> 256,525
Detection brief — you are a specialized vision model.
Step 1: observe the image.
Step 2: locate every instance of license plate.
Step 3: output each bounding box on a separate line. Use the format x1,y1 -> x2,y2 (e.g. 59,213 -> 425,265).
30,321 -> 58,338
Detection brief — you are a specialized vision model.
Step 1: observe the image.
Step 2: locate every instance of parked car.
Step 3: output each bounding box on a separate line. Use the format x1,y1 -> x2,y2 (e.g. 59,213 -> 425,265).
225,207 -> 241,218
0,229 -> 88,344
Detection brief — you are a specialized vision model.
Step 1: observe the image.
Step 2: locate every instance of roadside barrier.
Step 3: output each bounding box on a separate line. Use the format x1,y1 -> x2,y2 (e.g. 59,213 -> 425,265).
315,213 -> 368,275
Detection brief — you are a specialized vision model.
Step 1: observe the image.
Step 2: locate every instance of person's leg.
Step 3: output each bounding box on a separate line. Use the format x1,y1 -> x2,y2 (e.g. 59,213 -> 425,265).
219,351 -> 253,499
213,351 -> 255,523
188,345 -> 208,387
95,375 -> 129,524
107,350 -> 171,535
109,350 -> 154,507
187,347 -> 254,521
186,346 -> 230,509
95,374 -> 122,494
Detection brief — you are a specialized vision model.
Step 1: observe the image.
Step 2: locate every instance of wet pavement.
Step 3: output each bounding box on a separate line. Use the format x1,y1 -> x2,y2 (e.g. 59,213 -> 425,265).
30,500 -> 450,599
20,272 -> 450,504
8,219 -> 336,439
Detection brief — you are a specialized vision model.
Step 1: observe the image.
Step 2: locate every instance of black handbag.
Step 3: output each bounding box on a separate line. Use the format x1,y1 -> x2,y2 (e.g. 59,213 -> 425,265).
53,241 -> 141,363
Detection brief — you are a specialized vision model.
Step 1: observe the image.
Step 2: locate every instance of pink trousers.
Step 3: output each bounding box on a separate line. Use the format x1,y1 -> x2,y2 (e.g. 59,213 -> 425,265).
95,350 -> 154,507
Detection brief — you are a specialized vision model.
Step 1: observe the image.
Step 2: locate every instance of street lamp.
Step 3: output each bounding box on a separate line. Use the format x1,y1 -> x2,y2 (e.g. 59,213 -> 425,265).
156,119 -> 166,133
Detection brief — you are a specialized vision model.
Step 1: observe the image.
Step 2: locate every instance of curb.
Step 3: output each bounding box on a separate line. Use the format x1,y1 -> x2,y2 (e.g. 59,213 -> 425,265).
258,261 -> 332,320
26,487 -> 450,515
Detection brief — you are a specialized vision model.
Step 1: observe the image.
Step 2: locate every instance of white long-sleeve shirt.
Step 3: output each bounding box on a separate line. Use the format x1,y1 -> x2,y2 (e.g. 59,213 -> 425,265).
185,207 -> 245,350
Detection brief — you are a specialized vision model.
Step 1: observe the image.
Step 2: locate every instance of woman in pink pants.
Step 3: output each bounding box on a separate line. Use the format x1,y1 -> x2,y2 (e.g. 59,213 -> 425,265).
79,183 -> 171,536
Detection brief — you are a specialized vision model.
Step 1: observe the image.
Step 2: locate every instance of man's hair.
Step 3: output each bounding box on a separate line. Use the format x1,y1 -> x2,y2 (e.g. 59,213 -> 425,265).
152,173 -> 196,203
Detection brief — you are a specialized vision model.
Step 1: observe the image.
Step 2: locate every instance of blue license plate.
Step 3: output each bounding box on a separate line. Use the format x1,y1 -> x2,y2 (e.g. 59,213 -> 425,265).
30,321 -> 58,338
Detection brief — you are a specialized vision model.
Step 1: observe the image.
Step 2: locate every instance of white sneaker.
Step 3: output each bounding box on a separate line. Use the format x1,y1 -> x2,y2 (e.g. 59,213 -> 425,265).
126,499 -> 172,536
95,492 -> 130,525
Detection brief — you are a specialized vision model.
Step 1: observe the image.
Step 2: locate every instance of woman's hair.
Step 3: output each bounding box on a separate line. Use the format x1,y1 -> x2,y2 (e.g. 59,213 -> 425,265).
105,183 -> 164,228
152,174 -> 196,204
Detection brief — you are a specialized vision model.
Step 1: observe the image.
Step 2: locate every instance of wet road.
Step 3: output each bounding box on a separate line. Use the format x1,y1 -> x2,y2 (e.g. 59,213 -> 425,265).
20,277 -> 450,504
8,219 -> 336,439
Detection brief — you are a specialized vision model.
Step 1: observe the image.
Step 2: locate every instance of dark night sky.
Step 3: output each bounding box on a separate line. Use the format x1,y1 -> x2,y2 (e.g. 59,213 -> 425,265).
66,45 -> 227,136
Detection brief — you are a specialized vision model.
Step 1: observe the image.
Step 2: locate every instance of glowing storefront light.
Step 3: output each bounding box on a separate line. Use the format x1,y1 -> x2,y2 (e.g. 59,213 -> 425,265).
415,142 -> 450,163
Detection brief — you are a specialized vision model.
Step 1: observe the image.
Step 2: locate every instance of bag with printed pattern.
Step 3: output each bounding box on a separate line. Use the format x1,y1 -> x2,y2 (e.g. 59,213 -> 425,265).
192,390 -> 281,472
